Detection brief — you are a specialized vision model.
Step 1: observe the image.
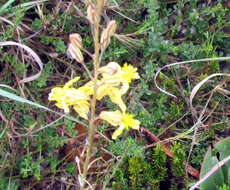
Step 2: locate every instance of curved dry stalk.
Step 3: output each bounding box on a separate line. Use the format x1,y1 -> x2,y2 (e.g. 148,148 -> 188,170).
186,91 -> 213,180
154,56 -> 230,98
79,61 -> 94,81
186,73 -> 230,181
0,84 -> 17,92
189,73 -> 230,112
0,41 -> 43,83
0,109 -> 8,124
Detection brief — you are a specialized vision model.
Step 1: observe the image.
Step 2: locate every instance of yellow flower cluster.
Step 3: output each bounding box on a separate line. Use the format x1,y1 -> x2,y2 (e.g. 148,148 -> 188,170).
48,77 -> 90,119
100,111 -> 140,139
49,23 -> 140,139
49,62 -> 140,139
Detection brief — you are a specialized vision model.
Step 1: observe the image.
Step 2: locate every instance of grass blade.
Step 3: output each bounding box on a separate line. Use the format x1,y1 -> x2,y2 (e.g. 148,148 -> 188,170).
1,0 -> 49,16
0,88 -> 86,126
0,0 -> 16,15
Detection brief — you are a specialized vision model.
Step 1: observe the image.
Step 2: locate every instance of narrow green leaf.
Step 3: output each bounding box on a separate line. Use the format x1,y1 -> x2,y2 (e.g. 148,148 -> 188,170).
0,0 -> 16,15
1,0 -> 49,16
0,88 -> 85,126
0,126 -> 6,139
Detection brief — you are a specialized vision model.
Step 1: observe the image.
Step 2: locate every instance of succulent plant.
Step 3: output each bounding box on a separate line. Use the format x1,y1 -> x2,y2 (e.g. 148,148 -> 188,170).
200,137 -> 230,190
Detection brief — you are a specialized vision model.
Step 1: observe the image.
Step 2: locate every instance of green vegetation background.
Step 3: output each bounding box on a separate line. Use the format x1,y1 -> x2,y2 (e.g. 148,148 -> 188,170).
1,0 -> 230,189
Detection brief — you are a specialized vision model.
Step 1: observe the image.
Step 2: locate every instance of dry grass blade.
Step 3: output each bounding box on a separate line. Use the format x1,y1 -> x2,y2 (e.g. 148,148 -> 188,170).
0,84 -> 17,92
154,57 -> 230,98
111,8 -> 139,24
114,34 -> 143,49
0,0 -> 49,16
0,16 -> 24,32
0,41 -> 43,83
189,73 -> 230,112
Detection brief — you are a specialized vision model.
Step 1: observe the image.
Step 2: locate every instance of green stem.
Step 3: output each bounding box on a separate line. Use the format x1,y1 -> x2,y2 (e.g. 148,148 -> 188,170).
80,1 -> 103,189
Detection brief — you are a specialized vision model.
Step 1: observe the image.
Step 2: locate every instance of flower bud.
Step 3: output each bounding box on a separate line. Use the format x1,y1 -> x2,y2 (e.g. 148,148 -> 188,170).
68,43 -> 84,63
87,4 -> 97,24
99,62 -> 121,75
100,20 -> 117,50
69,33 -> 82,49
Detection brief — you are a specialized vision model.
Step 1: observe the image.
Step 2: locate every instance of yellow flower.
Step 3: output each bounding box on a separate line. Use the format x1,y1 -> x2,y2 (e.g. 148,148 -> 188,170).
78,81 -> 94,96
121,63 -> 140,83
120,63 -> 140,94
48,77 -> 90,119
107,87 -> 126,112
95,81 -> 126,112
78,79 -> 126,112
99,110 -> 140,139
99,62 -> 140,94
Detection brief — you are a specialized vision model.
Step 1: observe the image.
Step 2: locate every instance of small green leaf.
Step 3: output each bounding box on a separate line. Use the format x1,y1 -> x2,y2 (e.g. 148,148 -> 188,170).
31,18 -> 43,30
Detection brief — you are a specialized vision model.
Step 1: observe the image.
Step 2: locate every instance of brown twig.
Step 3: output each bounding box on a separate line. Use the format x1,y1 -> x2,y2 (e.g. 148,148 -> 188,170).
140,127 -> 200,179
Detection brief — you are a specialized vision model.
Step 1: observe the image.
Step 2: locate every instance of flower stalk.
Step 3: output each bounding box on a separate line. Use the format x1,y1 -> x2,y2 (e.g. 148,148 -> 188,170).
48,0 -> 140,188
81,1 -> 103,189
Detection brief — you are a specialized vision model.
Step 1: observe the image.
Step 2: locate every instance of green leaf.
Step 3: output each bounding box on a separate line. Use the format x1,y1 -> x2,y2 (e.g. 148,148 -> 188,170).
52,38 -> 66,53
31,18 -> 42,30
0,88 -> 85,125
200,137 -> 230,190
0,0 -> 16,15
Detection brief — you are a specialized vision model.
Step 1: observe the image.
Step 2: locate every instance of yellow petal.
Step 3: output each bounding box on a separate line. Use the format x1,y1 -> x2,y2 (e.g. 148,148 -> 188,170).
121,81 -> 129,94
97,83 -> 109,100
121,63 -> 140,83
99,110 -> 122,126
101,73 -> 122,86
100,111 -> 140,139
48,87 -> 63,101
64,89 -> 89,102
55,101 -> 70,113
64,77 -> 80,88
49,87 -> 89,114
78,81 -> 94,96
73,100 -> 90,119
121,113 -> 140,130
112,124 -> 125,139
108,87 -> 126,112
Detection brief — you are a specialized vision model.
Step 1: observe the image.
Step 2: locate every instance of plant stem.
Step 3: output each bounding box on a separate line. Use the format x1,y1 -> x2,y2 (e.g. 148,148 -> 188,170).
81,1 -> 103,189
